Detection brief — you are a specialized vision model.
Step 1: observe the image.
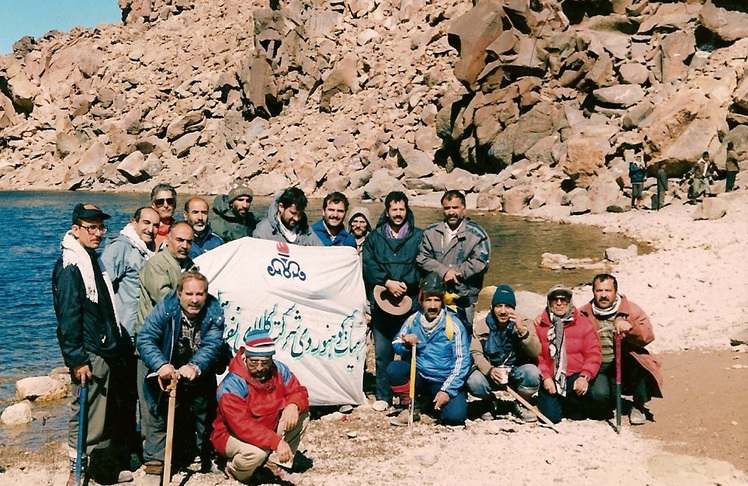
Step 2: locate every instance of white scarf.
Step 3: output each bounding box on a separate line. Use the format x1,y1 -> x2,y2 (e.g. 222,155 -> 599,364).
591,295 -> 621,320
419,308 -> 445,336
60,232 -> 121,333
120,223 -> 155,258
277,215 -> 298,243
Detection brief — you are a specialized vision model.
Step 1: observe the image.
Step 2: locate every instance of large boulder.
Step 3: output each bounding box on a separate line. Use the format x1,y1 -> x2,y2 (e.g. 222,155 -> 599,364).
1,401 -> 32,425
448,0 -> 504,88
693,197 -> 728,220
699,2 -> 748,43
15,376 -> 68,402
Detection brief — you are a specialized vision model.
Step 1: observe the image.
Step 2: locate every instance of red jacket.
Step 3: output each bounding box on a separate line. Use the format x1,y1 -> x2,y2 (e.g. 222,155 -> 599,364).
211,349 -> 309,455
535,308 -> 602,381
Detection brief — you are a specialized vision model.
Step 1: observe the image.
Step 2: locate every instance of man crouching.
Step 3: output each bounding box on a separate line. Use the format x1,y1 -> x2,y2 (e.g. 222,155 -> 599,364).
211,330 -> 310,484
387,272 -> 471,426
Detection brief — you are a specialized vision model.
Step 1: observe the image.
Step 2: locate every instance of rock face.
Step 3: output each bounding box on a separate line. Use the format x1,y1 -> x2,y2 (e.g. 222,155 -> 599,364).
0,0 -> 746,217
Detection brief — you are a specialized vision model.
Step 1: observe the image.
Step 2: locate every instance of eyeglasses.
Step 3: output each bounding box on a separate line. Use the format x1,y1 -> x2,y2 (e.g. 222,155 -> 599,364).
153,198 -> 176,206
78,224 -> 108,234
246,358 -> 273,368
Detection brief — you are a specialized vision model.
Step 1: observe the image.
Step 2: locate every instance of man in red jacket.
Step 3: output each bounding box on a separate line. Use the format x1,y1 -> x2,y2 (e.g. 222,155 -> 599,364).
534,285 -> 602,424
211,330 -> 309,484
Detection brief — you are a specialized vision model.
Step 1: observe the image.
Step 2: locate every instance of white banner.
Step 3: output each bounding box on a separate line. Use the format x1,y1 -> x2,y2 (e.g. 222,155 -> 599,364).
194,237 -> 368,406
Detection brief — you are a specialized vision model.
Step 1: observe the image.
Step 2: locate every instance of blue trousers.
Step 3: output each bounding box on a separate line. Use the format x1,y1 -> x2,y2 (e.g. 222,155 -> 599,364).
536,373 -> 595,424
466,363 -> 541,398
387,360 -> 467,425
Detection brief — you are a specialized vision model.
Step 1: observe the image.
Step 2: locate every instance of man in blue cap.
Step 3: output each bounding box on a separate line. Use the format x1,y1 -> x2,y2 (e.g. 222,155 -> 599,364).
467,284 -> 541,422
212,329 -> 310,484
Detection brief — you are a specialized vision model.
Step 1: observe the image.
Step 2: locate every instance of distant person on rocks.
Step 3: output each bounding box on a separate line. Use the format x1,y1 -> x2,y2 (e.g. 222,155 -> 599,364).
579,274 -> 662,425
725,141 -> 740,192
347,206 -> 373,256
534,285 -> 601,424
253,187 -> 322,246
53,203 -> 133,485
150,183 -> 178,250
467,284 -> 541,422
311,191 -> 357,247
363,191 -> 423,409
387,272 -> 470,426
137,270 -> 225,475
689,152 -> 716,201
100,206 -> 159,464
656,162 -> 668,210
212,181 -> 258,242
183,197 -> 224,259
417,190 -> 490,334
628,155 -> 647,209
211,330 -> 310,484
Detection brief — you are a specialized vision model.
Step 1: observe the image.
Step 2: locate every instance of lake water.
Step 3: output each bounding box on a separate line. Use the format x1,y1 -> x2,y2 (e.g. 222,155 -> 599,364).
0,190 -> 644,451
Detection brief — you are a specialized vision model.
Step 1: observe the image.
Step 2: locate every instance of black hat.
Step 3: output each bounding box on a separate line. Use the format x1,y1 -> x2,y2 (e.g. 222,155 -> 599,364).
72,203 -> 111,224
421,272 -> 444,294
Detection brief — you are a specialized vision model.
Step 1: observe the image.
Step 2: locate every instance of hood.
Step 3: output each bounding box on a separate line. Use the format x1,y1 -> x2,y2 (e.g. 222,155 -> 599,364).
266,191 -> 311,233
227,347 -> 252,381
348,206 -> 373,229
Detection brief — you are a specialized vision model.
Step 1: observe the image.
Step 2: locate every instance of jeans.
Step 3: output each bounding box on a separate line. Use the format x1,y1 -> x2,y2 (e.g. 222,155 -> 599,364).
588,356 -> 651,417
466,364 -> 541,398
536,373 -> 595,424
387,360 -> 467,425
371,305 -> 410,403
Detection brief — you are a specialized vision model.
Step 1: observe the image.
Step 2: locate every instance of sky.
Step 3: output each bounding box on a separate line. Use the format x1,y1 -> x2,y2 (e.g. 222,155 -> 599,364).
0,0 -> 122,54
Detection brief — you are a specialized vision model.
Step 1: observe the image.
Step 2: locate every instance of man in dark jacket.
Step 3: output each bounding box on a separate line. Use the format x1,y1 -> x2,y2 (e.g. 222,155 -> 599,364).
212,182 -> 258,242
136,270 -> 225,475
362,191 -> 423,408
53,203 -> 132,485
211,330 -> 310,483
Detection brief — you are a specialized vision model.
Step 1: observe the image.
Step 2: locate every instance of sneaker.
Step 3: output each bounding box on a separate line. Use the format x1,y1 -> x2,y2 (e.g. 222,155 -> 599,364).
629,407 -> 646,425
516,406 -> 538,423
389,409 -> 420,426
117,470 -> 134,483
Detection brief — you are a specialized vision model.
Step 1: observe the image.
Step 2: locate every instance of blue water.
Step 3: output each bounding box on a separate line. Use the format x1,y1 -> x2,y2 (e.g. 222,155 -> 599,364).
0,190 -> 642,451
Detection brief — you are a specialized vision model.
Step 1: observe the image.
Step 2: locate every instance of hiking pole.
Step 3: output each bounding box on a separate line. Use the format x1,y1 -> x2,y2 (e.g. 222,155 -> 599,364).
615,332 -> 622,434
75,383 -> 88,486
159,375 -> 179,486
502,387 -> 560,434
408,345 -> 417,428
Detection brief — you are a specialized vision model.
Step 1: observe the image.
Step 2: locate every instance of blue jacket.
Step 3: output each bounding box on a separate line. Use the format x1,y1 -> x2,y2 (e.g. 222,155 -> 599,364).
311,219 -> 357,248
392,309 -> 470,397
189,225 -> 224,259
136,290 -> 225,410
629,162 -> 647,183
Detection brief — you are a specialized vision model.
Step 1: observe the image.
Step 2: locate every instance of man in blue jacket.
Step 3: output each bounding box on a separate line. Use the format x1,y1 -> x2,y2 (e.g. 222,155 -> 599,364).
363,191 -> 423,408
387,272 -> 470,426
136,270 -> 225,475
311,191 -> 357,247
183,197 -> 224,259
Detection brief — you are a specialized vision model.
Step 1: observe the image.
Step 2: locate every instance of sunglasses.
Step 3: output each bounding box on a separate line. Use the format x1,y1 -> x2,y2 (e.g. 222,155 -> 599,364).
153,198 -> 176,206
550,296 -> 570,303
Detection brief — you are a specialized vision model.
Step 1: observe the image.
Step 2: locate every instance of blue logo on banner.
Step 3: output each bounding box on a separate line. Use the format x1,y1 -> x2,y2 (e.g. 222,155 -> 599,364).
267,241 -> 306,280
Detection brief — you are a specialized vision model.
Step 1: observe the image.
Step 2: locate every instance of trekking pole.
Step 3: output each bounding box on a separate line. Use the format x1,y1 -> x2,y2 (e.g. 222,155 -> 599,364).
615,332 -> 622,434
75,383 -> 88,486
159,375 -> 179,486
502,387 -> 560,434
408,345 -> 417,428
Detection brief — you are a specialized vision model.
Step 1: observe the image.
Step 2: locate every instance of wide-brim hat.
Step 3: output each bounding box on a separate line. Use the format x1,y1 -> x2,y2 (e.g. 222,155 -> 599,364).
373,285 -> 412,316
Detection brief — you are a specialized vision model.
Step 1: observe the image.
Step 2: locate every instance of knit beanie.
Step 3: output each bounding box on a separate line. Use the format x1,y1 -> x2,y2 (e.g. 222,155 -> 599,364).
491,284 -> 516,309
244,329 -> 275,357
228,182 -> 253,204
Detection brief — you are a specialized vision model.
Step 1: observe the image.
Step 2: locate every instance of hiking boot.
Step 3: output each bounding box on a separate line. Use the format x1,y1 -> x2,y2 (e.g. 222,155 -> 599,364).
629,407 -> 646,425
512,402 -> 538,423
389,409 -> 420,427
143,460 -> 164,475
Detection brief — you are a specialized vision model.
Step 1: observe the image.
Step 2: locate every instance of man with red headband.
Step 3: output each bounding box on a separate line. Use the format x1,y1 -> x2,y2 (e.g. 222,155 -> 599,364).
211,330 -> 310,484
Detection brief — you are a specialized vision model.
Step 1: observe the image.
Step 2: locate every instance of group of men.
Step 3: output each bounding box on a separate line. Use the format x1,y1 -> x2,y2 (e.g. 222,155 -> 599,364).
53,183 -> 661,485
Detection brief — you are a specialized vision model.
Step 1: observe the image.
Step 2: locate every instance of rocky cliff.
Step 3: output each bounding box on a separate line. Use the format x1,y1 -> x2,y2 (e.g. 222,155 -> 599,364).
0,0 -> 746,216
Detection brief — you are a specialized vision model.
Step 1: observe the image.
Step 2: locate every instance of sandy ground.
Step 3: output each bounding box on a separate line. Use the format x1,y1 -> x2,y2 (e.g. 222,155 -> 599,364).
1,191 -> 746,485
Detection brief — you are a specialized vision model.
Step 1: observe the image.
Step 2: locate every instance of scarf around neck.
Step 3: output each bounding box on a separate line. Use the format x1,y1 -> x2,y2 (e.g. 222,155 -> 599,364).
385,221 -> 409,239
547,304 -> 575,397
591,294 -> 621,320
120,223 -> 155,258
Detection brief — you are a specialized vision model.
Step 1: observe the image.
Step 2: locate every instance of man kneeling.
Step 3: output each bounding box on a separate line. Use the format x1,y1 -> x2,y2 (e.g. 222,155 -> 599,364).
387,272 -> 470,426
211,330 -> 310,484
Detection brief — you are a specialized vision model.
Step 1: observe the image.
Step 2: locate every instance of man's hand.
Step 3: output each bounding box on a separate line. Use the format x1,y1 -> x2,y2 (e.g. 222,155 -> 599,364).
275,440 -> 293,464
614,317 -> 633,334
74,364 -> 92,386
443,267 -> 461,285
279,403 -> 299,433
533,314 -> 543,327
573,376 -> 589,396
385,279 -> 407,298
489,367 -> 504,385
433,391 -> 450,410
178,363 -> 198,381
401,333 -> 420,348
157,363 -> 178,382
543,377 -> 556,395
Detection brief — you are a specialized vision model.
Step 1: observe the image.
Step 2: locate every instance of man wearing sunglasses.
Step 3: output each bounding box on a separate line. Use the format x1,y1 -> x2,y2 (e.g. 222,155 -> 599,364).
212,329 -> 310,484
53,203 -> 133,485
150,183 -> 178,250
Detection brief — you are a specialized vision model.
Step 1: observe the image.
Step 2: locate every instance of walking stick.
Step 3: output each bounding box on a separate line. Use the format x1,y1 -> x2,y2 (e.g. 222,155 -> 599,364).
615,332 -> 622,434
408,345 -> 417,428
75,383 -> 88,486
502,386 -> 560,434
159,376 -> 178,486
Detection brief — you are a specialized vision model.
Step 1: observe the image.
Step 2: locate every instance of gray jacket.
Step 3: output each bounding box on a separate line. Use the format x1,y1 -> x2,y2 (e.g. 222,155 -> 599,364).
417,219 -> 490,306
252,192 -> 323,246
